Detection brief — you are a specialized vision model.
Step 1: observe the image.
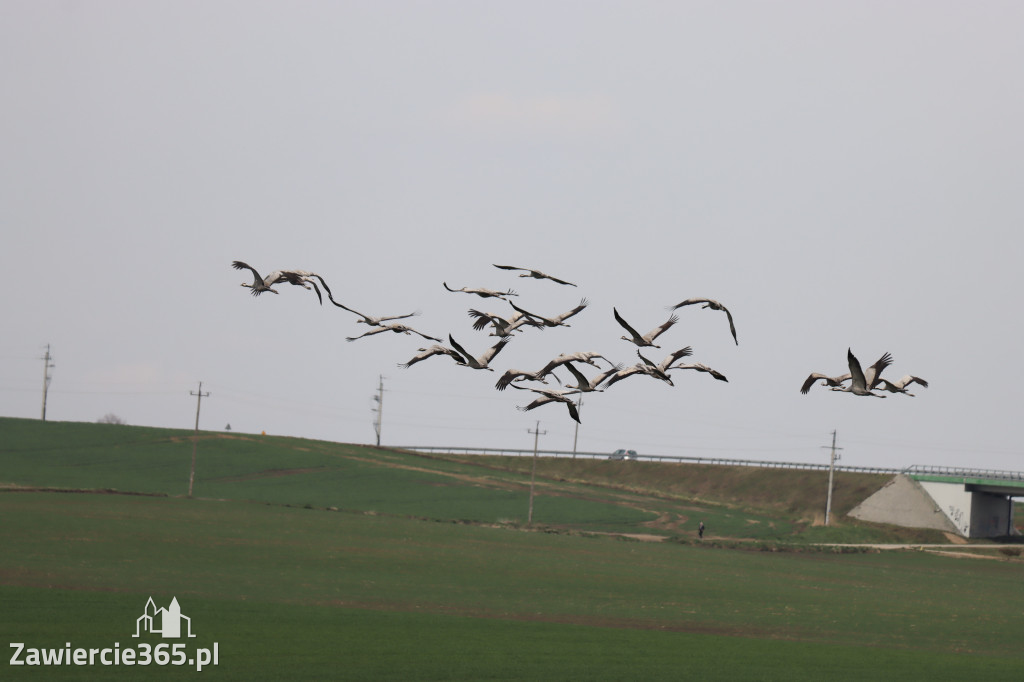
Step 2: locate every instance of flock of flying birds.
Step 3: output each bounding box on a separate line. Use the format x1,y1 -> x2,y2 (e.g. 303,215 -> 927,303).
232,260 -> 928,424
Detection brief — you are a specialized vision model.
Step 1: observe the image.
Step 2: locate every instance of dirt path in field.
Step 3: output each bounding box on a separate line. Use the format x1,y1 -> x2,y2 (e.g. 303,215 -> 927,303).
639,511 -> 689,533
818,542 -> 1020,560
200,447 -> 688,539
340,451 -> 671,508
208,467 -> 331,483
340,451 -> 696,535
585,531 -> 667,542
0,485 -> 167,497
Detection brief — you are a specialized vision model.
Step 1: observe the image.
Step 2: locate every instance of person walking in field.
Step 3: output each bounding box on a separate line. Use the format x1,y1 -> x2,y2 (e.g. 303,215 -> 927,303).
698,520 -> 705,539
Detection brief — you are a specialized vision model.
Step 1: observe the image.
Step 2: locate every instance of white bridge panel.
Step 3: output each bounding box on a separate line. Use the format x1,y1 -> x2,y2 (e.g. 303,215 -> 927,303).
918,481 -> 974,536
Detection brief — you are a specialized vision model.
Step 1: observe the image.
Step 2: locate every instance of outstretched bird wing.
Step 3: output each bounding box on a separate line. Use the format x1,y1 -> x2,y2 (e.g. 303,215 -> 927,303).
446,335 -> 475,365
847,349 -> 868,392
554,298 -> 589,324
647,314 -> 679,343
865,352 -> 894,389
232,260 -> 262,283
613,308 -> 643,341
479,336 -> 512,365
801,373 -> 832,394
658,346 -> 694,371
670,362 -> 729,382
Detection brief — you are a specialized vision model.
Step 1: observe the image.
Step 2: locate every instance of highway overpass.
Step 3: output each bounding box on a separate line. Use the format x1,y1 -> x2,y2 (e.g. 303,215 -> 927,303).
850,467 -> 1024,538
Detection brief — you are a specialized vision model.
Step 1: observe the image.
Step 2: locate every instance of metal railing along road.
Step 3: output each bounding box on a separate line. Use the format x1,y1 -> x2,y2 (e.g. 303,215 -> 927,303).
393,445 -> 904,475
900,464 -> 1024,482
396,446 -> 1024,480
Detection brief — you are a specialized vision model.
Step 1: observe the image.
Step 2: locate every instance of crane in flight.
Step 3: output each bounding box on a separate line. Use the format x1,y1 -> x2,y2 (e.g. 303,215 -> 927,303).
447,334 -> 512,371
799,372 -> 852,395
468,309 -> 543,336
509,384 -> 583,423
508,298 -> 589,328
877,375 -> 929,397
443,282 -> 517,300
231,261 -> 332,304
666,297 -> 738,345
561,361 -> 624,393
667,361 -> 729,383
605,347 -> 693,387
494,368 -> 549,391
801,349 -> 893,397
613,308 -> 679,348
492,264 -> 577,287
397,344 -> 464,369
535,351 -> 611,382
494,352 -> 611,391
333,303 -> 421,327
346,324 -> 442,343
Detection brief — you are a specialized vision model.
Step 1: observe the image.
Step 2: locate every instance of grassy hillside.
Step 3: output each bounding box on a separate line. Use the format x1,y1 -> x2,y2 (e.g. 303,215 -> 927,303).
0,416 -> 961,543
445,453 -> 890,518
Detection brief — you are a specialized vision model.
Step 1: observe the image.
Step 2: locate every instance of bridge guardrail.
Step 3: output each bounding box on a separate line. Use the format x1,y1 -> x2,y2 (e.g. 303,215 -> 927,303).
393,445 -> 904,475
900,464 -> 1024,482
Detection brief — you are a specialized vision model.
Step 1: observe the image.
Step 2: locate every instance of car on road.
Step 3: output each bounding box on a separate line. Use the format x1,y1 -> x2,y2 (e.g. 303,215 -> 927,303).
609,449 -> 638,461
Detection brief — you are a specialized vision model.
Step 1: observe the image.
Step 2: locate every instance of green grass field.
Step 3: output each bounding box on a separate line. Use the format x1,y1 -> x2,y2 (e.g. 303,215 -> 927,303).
2,417 -> 1023,680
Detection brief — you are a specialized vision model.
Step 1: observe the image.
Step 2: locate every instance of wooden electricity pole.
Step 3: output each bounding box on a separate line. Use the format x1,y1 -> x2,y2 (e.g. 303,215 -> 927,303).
822,430 -> 844,526
371,375 -> 384,446
188,382 -> 210,498
571,394 -> 583,458
40,344 -> 54,421
527,421 -> 546,525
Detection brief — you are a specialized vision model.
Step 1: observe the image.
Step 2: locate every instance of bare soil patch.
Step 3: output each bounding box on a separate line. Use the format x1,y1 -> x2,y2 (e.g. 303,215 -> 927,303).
209,467 -> 330,483
0,486 -> 166,497
943,532 -> 968,545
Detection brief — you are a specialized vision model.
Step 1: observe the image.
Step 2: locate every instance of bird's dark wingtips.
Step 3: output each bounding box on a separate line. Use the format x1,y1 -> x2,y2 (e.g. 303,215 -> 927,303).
315,276 -> 333,297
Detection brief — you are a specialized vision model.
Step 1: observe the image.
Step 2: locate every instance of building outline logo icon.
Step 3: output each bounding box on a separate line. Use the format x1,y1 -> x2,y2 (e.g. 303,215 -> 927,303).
132,597 -> 196,639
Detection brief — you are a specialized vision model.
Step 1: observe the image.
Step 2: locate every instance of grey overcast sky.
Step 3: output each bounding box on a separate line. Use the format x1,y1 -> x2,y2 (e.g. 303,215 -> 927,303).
2,2 -> 1022,472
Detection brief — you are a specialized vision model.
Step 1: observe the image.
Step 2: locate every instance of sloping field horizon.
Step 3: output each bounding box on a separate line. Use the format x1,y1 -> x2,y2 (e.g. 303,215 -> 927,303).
3,416 -> 1024,680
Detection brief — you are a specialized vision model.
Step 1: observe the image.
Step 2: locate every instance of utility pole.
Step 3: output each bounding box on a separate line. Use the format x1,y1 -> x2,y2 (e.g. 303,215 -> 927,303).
371,375 -> 384,446
527,420 -> 546,526
571,394 -> 583,458
40,344 -> 54,421
188,382 -> 210,498
821,430 -> 844,526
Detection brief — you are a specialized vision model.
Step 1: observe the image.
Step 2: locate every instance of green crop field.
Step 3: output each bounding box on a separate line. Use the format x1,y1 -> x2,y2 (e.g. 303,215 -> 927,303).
2,417 -> 1023,680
